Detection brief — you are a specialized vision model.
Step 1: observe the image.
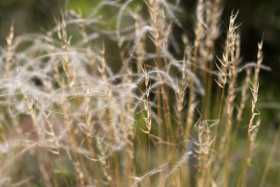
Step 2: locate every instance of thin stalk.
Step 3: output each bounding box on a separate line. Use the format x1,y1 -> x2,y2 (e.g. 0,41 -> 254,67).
238,40 -> 263,187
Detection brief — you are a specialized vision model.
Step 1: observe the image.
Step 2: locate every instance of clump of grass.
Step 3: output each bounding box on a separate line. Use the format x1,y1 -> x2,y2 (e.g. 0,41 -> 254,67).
0,0 -> 277,186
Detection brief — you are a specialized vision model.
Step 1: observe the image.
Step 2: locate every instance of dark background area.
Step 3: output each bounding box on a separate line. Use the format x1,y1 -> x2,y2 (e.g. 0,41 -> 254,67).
223,0 -> 280,128
223,0 -> 280,89
0,0 -> 62,40
179,0 -> 280,88
179,0 -> 280,127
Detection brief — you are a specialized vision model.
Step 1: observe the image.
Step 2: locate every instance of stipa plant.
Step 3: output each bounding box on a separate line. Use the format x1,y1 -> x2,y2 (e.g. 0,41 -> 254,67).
0,0 -> 275,186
